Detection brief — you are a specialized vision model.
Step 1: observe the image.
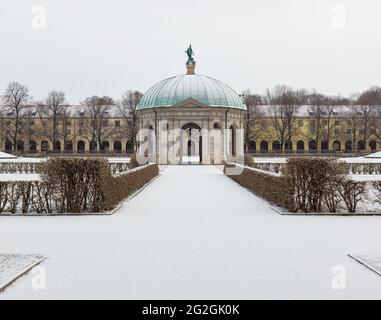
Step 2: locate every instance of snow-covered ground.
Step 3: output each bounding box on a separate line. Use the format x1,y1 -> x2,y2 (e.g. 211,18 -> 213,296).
1,165 -> 381,299
349,254 -> 381,276
0,157 -> 129,164
0,254 -> 44,290
0,157 -> 45,163
107,157 -> 130,163
0,151 -> 17,159
351,174 -> 381,182
0,174 -> 40,181
253,156 -> 381,164
365,151 -> 381,159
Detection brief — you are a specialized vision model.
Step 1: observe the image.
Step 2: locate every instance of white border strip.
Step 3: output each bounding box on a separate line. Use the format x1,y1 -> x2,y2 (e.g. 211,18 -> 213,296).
0,256 -> 46,293
348,254 -> 381,276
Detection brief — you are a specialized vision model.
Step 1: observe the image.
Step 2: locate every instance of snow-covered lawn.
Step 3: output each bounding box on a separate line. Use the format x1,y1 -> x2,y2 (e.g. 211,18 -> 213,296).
0,156 -> 129,164
1,166 -> 381,299
0,157 -> 45,163
107,157 -> 130,163
349,254 -> 381,277
253,156 -> 381,164
0,254 -> 44,291
350,174 -> 381,182
0,174 -> 40,181
0,151 -> 17,159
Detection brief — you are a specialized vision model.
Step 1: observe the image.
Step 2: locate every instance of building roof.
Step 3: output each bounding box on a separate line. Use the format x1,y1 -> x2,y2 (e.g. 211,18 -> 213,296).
137,74 -> 245,110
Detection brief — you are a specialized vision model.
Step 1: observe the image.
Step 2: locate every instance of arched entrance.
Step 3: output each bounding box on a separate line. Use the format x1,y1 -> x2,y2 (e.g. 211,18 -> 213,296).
181,123 -> 202,164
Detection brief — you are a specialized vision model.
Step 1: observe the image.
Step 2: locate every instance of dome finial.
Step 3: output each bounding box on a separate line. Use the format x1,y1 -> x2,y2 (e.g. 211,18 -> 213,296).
185,44 -> 196,75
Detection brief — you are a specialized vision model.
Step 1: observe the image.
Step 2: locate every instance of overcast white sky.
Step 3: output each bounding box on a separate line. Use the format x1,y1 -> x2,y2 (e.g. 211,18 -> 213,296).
0,0 -> 380,103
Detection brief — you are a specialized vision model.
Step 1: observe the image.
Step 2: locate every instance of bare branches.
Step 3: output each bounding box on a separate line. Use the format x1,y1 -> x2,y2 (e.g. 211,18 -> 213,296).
242,90 -> 264,151
356,86 -> 381,148
266,85 -> 304,151
117,90 -> 143,151
3,82 -> 29,150
80,95 -> 115,151
37,90 -> 68,149
306,92 -> 343,151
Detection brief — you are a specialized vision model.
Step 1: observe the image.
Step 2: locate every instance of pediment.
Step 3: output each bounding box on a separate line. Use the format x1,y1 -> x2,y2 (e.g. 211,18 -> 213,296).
171,98 -> 210,109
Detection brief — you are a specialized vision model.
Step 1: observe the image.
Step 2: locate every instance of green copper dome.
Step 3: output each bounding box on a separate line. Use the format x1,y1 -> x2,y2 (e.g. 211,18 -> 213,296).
137,74 -> 245,110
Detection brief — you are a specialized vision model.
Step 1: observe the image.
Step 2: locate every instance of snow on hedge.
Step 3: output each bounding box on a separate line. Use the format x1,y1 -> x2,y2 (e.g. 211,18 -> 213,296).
0,157 -> 45,163
350,174 -> 381,182
107,157 -> 130,163
253,156 -> 381,164
0,174 -> 40,182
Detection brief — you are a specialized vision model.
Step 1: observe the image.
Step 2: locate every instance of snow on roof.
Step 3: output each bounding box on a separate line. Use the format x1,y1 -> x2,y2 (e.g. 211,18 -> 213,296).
258,105 -> 372,117
365,151 -> 381,158
0,104 -> 122,118
0,151 -> 17,159
253,156 -> 381,164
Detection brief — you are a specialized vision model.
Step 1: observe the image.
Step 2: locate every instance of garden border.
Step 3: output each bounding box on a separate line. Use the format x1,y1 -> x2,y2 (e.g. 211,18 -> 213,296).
0,173 -> 160,217
0,256 -> 46,293
227,162 -> 381,216
348,254 -> 381,276
269,205 -> 381,216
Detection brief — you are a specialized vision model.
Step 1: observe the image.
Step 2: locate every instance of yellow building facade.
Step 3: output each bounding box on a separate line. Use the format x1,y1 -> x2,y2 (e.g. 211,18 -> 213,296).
0,107 -> 134,154
247,107 -> 380,154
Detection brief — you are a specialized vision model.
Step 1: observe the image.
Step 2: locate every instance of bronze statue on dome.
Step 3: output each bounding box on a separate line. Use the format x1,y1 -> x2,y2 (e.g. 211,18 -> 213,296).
185,44 -> 194,61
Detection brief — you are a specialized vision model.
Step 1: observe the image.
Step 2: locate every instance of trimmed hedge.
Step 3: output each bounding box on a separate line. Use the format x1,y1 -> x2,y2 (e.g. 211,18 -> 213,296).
41,158 -> 109,213
0,181 -> 35,213
283,157 -> 346,212
225,158 -> 370,213
102,164 -> 159,210
128,154 -> 141,169
224,164 -> 293,210
244,155 -> 255,167
0,162 -> 43,173
0,158 -> 159,214
42,158 -> 159,212
253,162 -> 381,175
373,181 -> 381,204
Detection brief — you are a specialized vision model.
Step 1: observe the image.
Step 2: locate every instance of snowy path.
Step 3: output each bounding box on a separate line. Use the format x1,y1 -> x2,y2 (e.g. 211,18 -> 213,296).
1,165 -> 381,299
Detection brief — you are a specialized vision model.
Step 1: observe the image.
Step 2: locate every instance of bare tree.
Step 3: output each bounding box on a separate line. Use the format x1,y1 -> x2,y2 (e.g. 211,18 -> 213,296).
320,95 -> 347,150
23,107 -> 36,152
266,85 -> 304,151
345,96 -> 362,152
117,90 -> 143,151
356,86 -> 381,150
61,106 -> 76,151
242,90 -> 264,152
81,95 -> 114,151
3,82 -> 29,151
37,90 -> 67,151
307,93 -> 345,151
307,91 -> 326,151
372,108 -> 381,146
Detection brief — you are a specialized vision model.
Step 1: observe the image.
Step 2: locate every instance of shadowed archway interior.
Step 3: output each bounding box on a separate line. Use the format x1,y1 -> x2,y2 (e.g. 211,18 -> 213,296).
181,123 -> 202,164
